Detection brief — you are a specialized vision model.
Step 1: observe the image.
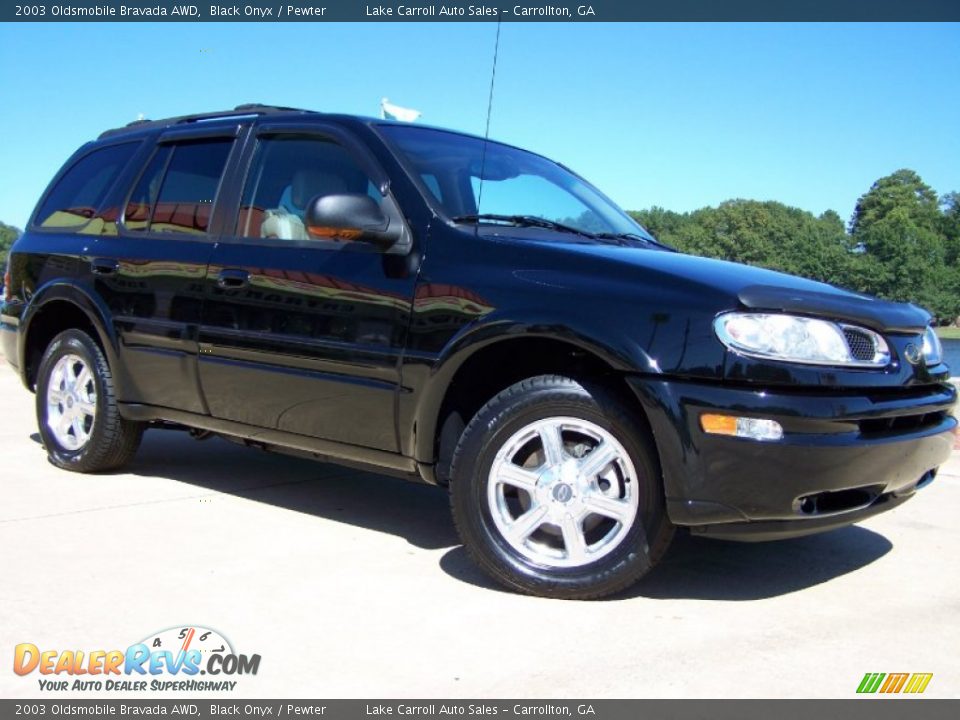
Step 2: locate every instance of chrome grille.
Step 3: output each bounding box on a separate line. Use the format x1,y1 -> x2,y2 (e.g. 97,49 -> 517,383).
843,327 -> 877,361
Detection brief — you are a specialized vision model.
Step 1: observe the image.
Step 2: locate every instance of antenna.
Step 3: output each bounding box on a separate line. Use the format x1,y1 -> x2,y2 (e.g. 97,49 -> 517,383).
476,18 -> 502,216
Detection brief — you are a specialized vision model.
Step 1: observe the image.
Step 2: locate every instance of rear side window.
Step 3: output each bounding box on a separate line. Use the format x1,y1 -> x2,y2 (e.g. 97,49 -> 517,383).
124,139 -> 232,235
35,142 -> 138,229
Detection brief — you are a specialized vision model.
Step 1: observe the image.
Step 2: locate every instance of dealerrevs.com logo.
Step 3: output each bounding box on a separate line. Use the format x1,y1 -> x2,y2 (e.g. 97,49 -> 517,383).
14,626 -> 261,692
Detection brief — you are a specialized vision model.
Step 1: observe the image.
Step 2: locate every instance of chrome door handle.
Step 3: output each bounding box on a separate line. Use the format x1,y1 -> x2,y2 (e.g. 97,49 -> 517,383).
90,258 -> 119,275
216,269 -> 250,289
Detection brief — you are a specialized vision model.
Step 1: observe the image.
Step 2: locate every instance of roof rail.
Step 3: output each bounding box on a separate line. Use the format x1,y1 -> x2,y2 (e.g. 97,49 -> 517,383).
98,104 -> 316,139
232,103 -> 314,113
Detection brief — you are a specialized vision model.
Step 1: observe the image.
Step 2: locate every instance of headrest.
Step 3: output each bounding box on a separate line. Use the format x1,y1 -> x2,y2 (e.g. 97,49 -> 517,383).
291,170 -> 348,209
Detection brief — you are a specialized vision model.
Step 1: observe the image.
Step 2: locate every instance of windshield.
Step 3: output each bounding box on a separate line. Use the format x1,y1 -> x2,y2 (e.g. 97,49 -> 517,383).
378,125 -> 654,241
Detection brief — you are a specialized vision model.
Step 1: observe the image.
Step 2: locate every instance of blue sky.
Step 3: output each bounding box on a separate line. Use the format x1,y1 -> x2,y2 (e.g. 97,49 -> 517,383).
0,22 -> 958,230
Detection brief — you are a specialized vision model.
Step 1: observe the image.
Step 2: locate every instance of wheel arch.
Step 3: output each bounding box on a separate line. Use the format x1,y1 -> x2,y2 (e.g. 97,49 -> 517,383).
412,322 -> 659,485
20,282 -> 122,393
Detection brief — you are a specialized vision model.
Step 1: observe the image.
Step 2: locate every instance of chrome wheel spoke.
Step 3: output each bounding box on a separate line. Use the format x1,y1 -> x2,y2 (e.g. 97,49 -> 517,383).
78,401 -> 97,418
71,415 -> 86,441
57,411 -> 73,436
560,513 -> 589,563
538,422 -> 566,466
66,359 -> 81,386
75,367 -> 92,395
506,505 -> 549,542
583,492 -> 633,524
496,463 -> 539,492
577,441 -> 619,480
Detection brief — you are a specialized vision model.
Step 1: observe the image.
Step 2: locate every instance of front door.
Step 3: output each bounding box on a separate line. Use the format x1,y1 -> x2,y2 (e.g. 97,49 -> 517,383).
197,128 -> 418,452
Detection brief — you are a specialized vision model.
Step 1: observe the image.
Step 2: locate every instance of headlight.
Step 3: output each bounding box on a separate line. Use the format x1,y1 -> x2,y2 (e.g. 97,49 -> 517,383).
922,326 -> 942,365
714,312 -> 890,368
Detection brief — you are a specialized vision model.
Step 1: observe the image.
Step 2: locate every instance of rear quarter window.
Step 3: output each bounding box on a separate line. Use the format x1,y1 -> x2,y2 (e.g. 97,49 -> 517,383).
34,142 -> 139,230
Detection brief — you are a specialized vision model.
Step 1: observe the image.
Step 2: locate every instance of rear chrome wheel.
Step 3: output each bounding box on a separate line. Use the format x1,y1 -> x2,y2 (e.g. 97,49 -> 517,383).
36,329 -> 144,472
45,354 -> 97,451
450,375 -> 673,600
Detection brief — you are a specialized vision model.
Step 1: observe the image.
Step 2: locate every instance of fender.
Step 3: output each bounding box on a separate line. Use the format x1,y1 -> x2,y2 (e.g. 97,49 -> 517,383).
18,279 -> 127,395
409,309 -> 660,464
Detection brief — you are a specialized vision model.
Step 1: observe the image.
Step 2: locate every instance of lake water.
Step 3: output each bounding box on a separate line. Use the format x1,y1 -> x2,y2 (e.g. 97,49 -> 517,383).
941,338 -> 960,377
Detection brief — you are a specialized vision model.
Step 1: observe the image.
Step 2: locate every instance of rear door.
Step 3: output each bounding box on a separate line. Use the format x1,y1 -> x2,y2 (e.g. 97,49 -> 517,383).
197,124 -> 418,451
92,125 -> 244,413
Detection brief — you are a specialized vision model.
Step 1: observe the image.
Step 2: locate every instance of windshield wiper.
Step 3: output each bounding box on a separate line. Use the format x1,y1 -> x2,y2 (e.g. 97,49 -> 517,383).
591,231 -> 673,250
452,214 -> 670,249
451,214 -> 596,239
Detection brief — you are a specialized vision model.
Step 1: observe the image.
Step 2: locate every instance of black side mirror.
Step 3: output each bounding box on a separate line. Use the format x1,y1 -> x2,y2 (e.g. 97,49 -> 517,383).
304,193 -> 401,249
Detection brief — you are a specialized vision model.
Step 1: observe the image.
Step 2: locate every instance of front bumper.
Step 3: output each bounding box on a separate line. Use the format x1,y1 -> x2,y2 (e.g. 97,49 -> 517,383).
628,377 -> 956,541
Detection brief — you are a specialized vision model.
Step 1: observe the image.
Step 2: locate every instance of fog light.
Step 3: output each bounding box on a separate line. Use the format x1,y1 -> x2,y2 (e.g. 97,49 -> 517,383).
700,413 -> 783,441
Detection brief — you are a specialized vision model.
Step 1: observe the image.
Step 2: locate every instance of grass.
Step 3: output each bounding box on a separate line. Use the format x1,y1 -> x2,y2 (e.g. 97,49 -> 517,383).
936,327 -> 960,340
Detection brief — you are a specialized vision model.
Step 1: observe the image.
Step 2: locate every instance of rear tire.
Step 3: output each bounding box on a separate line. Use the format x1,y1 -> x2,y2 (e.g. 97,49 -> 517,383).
36,329 -> 144,473
450,375 -> 673,599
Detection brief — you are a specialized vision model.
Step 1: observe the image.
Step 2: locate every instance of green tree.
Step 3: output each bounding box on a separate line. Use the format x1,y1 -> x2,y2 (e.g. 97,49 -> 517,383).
628,206 -> 688,241
633,200 -> 856,287
855,209 -> 957,319
941,191 -> 960,265
630,169 -> 958,323
850,171 -> 956,322
850,169 -> 941,236
0,221 -> 20,266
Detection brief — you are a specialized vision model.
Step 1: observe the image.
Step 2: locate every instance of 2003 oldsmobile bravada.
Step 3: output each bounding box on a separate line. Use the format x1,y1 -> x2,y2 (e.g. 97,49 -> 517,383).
2,105 -> 955,598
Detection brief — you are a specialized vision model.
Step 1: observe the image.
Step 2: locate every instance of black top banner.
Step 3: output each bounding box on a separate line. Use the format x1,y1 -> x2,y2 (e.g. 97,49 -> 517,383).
4,0 -> 960,22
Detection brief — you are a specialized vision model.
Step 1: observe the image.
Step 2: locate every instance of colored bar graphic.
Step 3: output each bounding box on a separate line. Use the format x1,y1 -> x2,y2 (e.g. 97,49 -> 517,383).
857,673 -> 885,693
904,673 -> 933,694
857,672 -> 932,694
880,673 -> 909,693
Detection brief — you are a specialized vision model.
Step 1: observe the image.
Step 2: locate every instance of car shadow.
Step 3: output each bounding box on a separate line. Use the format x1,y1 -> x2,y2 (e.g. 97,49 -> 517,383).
624,526 -> 892,600
79,428 -> 893,598
440,525 -> 893,600
122,429 -> 458,551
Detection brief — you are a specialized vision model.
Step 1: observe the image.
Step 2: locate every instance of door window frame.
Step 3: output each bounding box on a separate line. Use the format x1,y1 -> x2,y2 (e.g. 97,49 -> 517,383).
116,124 -> 247,243
221,122 -> 412,253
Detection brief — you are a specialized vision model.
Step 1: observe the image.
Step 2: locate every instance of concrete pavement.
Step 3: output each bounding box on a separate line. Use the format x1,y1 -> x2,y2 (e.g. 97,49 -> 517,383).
1,357 -> 958,699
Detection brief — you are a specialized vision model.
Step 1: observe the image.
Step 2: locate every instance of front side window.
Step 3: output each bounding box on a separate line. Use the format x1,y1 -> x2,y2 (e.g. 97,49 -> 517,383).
124,139 -> 232,235
237,135 -> 380,242
379,125 -> 654,240
35,142 -> 138,230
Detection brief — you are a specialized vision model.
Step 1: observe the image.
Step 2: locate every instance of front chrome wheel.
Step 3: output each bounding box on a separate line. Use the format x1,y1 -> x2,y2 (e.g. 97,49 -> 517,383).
45,354 -> 97,451
487,416 -> 641,569
451,375 -> 673,599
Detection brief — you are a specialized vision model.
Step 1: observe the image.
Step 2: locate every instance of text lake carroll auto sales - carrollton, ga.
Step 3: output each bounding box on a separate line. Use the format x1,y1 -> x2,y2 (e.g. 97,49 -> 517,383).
363,705 -> 596,716
12,627 -> 261,693
362,5 -> 595,17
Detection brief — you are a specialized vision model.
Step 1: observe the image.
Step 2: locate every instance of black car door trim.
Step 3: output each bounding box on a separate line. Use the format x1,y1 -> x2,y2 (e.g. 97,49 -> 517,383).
115,127 -> 252,242
157,123 -> 244,144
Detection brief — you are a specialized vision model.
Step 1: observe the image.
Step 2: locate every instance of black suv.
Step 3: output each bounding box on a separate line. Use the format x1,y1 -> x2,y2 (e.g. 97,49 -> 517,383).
2,105 -> 956,599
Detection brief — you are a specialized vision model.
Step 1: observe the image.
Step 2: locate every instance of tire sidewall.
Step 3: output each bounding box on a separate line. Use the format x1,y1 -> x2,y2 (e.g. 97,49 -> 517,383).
36,330 -> 110,470
452,378 -> 668,597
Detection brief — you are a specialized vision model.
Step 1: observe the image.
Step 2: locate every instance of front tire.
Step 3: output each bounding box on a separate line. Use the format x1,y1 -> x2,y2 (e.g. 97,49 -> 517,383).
36,329 -> 144,472
450,375 -> 673,599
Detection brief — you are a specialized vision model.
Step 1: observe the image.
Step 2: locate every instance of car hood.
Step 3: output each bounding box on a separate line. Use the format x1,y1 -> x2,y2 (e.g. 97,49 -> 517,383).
552,241 -> 932,334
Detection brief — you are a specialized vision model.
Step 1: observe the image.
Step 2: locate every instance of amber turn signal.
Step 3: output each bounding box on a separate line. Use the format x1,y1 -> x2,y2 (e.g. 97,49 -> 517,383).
700,413 -> 783,441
